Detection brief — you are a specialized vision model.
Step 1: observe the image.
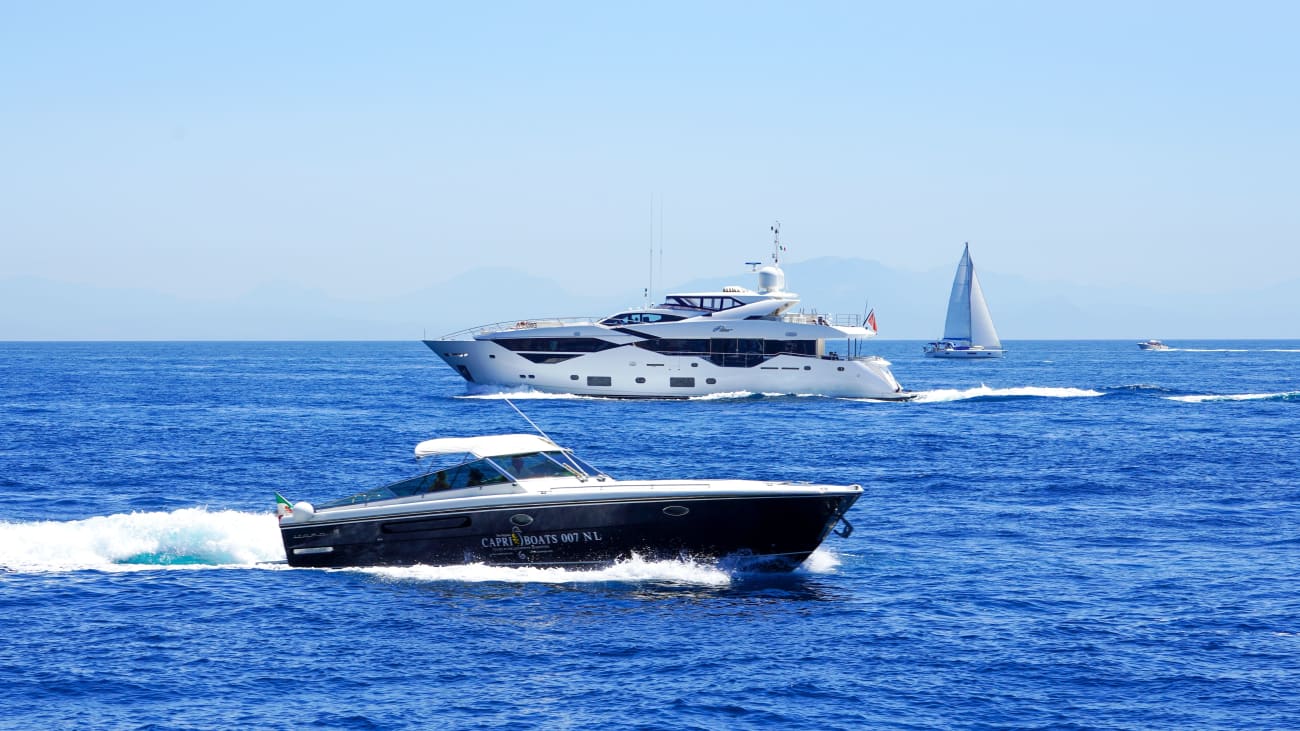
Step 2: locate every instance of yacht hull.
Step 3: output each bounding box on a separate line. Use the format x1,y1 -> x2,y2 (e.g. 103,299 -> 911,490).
424,339 -> 908,400
280,492 -> 859,571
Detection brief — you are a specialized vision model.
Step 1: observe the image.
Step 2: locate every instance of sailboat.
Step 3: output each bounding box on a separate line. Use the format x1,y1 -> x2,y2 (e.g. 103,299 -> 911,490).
924,242 -> 1005,358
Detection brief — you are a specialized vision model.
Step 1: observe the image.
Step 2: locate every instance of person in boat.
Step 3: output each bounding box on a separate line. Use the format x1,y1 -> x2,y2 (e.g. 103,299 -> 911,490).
431,471 -> 449,492
467,467 -> 486,486
510,455 -> 530,480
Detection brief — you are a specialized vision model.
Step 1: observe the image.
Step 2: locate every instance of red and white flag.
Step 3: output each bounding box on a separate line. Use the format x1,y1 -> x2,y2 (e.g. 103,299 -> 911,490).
866,309 -> 878,332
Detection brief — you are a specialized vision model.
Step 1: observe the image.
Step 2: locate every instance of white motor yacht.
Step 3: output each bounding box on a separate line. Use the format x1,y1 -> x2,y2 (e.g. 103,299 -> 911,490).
424,226 -> 909,400
1137,339 -> 1170,350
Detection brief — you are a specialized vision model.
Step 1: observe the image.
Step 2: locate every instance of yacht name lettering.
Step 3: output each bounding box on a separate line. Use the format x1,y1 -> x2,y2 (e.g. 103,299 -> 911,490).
482,530 -> 604,549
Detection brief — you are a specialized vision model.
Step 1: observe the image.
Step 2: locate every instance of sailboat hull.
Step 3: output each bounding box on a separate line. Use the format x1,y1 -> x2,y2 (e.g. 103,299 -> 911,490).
923,344 -> 1004,359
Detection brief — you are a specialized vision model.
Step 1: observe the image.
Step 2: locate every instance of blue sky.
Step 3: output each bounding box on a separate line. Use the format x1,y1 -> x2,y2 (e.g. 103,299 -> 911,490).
3,1 -> 1297,316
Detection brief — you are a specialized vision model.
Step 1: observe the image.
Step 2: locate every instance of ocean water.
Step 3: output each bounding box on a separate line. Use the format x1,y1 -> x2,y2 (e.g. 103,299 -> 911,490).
1,340 -> 1297,730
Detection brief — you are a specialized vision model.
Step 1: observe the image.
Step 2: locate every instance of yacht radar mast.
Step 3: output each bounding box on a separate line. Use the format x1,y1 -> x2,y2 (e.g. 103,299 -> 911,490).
756,221 -> 787,294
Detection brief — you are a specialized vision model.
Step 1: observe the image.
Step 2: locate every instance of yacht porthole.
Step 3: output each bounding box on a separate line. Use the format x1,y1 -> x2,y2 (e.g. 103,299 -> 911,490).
636,377 -> 646,384
663,506 -> 690,517
691,362 -> 698,367
706,378 -> 716,385
570,375 -> 579,380
804,366 -> 811,371
837,366 -> 845,372
510,514 -> 534,527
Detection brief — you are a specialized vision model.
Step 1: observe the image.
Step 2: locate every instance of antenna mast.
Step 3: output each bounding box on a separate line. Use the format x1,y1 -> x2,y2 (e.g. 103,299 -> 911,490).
504,398 -> 554,443
770,220 -> 783,265
658,197 -> 664,303
646,195 -> 655,306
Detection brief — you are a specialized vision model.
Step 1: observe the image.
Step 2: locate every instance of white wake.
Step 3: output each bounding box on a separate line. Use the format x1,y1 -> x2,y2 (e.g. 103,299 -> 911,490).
0,508 -> 285,573
909,385 -> 1105,403
1165,391 -> 1300,403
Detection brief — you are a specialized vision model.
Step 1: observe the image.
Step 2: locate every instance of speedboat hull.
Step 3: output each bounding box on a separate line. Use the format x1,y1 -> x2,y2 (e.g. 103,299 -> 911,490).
280,489 -> 859,571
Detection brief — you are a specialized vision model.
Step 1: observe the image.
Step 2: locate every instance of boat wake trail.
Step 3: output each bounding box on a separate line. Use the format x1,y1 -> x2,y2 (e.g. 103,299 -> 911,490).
689,390 -> 819,401
1164,391 -> 1300,403
361,555 -> 734,586
0,508 -> 285,573
359,548 -> 840,586
1173,348 -> 1250,352
910,385 -> 1105,403
457,387 -> 591,400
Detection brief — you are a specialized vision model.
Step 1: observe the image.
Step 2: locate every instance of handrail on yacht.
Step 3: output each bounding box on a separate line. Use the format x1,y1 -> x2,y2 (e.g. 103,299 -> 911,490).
438,317 -> 598,340
781,312 -> 862,327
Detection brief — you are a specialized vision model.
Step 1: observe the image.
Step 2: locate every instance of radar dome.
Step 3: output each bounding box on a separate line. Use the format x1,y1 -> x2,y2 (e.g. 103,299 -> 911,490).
757,265 -> 785,294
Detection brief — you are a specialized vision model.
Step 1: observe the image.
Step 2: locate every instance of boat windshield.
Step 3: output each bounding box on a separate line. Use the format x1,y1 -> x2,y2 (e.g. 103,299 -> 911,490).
317,456 -> 511,509
316,450 -> 610,509
498,450 -> 607,480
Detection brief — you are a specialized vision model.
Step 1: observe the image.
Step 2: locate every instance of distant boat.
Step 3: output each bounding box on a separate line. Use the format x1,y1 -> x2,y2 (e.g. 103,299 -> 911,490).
924,243 -> 1004,359
1137,339 -> 1170,350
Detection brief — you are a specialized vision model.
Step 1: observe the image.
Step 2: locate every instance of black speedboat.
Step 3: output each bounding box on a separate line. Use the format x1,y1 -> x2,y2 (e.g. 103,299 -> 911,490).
277,433 -> 859,571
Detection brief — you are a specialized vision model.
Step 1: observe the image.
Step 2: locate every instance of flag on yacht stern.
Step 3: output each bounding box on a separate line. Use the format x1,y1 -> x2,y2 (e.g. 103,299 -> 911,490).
275,493 -> 293,519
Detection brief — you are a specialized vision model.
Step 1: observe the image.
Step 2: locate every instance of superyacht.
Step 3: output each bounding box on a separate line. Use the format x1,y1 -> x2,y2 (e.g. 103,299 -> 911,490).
424,227 -> 908,400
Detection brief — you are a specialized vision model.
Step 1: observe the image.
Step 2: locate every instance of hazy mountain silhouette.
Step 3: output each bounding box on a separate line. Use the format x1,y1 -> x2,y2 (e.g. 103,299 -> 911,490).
4,258 -> 1297,340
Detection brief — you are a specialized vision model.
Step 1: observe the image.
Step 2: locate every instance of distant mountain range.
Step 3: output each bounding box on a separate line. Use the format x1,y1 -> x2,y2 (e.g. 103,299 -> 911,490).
3,257 -> 1297,340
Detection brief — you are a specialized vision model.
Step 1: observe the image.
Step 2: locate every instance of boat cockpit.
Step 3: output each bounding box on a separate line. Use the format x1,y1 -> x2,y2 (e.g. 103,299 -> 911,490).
316,449 -> 607,509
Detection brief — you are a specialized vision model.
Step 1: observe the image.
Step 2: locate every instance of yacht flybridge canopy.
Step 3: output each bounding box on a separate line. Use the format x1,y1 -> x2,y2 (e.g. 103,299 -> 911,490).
414,433 -> 561,459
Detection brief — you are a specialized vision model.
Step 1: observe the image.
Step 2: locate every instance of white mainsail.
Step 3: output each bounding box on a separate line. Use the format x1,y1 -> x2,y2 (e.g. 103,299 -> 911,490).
941,243 -> 1001,349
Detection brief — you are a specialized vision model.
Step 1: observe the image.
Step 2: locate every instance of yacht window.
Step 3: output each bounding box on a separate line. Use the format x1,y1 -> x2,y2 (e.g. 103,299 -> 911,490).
764,340 -> 816,356
601,312 -> 684,325
496,338 -> 619,353
670,377 -> 695,388
635,338 -> 709,355
587,376 -> 612,386
600,312 -> 639,325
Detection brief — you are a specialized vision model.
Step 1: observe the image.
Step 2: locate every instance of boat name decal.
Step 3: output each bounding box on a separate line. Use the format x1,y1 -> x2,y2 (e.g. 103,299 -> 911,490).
482,530 -> 604,549
712,326 -> 733,332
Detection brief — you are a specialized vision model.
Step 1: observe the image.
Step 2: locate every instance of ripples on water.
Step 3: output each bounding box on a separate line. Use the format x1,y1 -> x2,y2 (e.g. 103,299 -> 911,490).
2,340 -> 1298,729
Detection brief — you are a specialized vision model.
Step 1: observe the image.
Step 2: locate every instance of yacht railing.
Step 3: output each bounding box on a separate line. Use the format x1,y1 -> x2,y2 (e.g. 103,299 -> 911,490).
437,317 -> 598,340
781,312 -> 865,327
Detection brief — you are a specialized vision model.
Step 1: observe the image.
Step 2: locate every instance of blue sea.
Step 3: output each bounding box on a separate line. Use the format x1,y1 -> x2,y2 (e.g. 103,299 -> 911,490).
2,340 -> 1298,730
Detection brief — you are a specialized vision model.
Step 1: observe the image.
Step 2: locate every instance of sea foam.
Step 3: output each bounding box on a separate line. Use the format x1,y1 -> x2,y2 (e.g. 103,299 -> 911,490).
910,385 -> 1105,403
0,508 -> 285,573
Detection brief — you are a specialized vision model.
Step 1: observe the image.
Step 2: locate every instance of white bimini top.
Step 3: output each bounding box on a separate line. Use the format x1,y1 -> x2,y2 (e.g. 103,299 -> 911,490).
414,433 -> 561,459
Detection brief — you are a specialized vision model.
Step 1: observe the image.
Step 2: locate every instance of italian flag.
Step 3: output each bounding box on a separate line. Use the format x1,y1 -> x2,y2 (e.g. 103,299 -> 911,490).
275,493 -> 293,519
